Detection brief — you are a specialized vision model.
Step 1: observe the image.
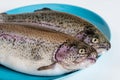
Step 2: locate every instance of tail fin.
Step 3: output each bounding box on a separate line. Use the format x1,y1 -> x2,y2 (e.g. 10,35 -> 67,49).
0,14 -> 4,22
0,13 -> 7,22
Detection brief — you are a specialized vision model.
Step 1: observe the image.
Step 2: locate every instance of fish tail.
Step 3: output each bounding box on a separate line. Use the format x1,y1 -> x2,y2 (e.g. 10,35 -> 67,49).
0,13 -> 6,22
0,14 -> 4,22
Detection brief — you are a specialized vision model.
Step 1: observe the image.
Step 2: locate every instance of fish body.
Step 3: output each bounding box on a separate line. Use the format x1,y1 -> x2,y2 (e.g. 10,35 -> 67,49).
0,23 -> 97,76
0,8 -> 111,54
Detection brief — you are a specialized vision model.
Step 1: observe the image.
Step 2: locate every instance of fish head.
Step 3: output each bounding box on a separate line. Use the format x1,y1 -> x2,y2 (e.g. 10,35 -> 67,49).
76,25 -> 111,54
55,40 -> 97,70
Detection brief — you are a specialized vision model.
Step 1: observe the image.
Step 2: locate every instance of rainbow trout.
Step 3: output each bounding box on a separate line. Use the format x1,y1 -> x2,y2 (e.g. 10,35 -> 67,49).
0,23 -> 97,76
0,8 -> 111,54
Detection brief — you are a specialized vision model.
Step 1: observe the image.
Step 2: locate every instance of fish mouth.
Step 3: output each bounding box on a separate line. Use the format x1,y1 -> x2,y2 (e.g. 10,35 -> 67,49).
99,43 -> 111,50
92,42 -> 111,53
78,57 -> 96,69
73,53 -> 97,69
87,57 -> 96,63
86,53 -> 97,64
80,52 -> 97,68
97,46 -> 110,53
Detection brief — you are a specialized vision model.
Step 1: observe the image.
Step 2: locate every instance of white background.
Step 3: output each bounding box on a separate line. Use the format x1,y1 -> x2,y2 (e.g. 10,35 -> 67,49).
0,0 -> 120,80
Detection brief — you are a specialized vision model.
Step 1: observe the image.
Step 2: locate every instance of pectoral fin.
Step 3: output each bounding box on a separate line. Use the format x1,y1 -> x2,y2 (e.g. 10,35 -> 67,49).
37,62 -> 56,71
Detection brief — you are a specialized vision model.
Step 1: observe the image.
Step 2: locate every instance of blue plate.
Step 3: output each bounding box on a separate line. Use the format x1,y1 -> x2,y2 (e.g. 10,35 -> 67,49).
0,3 -> 111,80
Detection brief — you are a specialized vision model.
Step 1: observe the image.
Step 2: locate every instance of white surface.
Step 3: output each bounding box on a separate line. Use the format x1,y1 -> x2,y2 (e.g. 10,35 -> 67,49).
0,0 -> 120,80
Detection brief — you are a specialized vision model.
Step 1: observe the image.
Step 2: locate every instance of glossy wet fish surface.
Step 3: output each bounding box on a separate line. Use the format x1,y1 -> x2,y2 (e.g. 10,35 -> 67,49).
0,23 -> 97,76
0,8 -> 111,54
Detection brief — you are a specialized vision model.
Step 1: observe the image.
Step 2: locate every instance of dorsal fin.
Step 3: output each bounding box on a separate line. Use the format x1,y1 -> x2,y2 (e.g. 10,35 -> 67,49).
34,7 -> 52,12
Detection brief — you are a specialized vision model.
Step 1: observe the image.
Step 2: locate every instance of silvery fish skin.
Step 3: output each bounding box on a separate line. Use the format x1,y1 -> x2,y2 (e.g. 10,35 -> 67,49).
0,8 -> 111,54
0,23 -> 97,76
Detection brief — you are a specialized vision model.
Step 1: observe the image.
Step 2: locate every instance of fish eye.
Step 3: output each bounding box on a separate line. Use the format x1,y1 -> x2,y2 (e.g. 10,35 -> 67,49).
92,38 -> 99,43
79,49 -> 86,54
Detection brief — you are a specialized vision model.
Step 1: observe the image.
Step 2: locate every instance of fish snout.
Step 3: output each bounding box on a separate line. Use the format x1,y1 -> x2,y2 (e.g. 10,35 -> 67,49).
87,53 -> 97,63
106,42 -> 111,50
95,42 -> 111,54
79,53 -> 97,69
100,42 -> 111,51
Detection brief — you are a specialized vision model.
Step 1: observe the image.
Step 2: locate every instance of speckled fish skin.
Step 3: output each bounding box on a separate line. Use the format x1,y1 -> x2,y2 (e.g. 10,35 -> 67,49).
0,23 -> 97,76
0,8 -> 111,54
